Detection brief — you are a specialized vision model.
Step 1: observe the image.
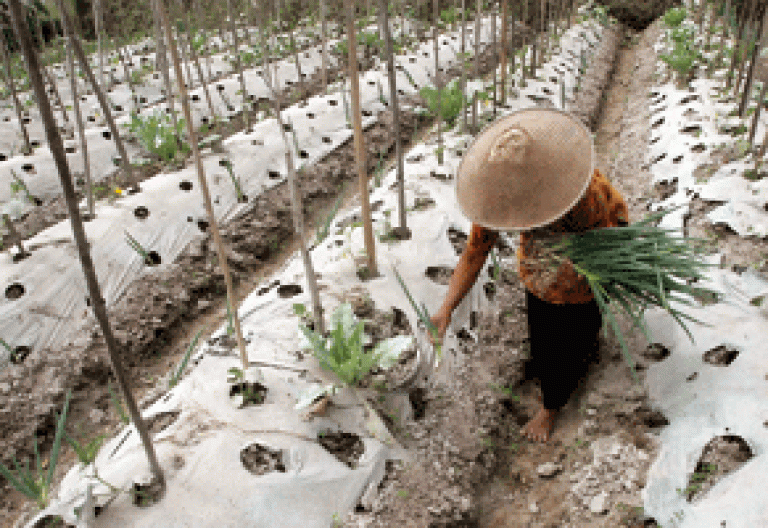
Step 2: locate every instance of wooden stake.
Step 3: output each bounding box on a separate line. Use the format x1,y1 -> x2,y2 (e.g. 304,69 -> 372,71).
157,0 -> 250,372
500,0 -> 507,104
345,0 -> 378,277
56,0 -> 138,192
739,3 -> 766,118
475,0 -> 481,79
8,0 -> 165,491
726,0 -> 753,90
491,0 -> 497,115
734,0 -> 759,95
461,0 -> 468,131
320,0 -> 329,90
434,0 -> 444,163
227,0 -> 250,129
61,14 -> 94,218
0,32 -> 32,155
379,0 -> 408,236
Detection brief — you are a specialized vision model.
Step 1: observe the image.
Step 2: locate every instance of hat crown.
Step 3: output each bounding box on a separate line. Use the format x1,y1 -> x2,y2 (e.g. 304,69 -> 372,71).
488,126 -> 529,166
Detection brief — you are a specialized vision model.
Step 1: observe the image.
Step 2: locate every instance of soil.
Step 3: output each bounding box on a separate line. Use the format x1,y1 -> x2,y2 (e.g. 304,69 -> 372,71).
240,443 -> 288,476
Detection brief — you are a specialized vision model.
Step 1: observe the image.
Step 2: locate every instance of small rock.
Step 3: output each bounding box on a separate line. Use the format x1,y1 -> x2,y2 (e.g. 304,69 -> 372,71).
529,501 -> 540,513
0,382 -> 10,394
537,461 -> 563,478
586,408 -> 597,416
590,491 -> 609,514
89,408 -> 106,424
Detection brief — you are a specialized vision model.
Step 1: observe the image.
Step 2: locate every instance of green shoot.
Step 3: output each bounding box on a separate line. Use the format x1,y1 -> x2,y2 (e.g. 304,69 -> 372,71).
222,159 -> 245,201
170,329 -> 202,388
108,381 -> 130,425
0,390 -> 71,510
317,185 -> 345,243
391,266 -> 442,358
124,231 -> 151,263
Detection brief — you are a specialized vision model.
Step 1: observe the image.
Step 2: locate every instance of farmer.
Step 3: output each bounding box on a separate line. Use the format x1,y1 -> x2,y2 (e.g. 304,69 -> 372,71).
428,108 -> 629,443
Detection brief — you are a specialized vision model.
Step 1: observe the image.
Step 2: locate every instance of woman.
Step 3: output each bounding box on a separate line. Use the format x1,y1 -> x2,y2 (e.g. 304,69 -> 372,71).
428,107 -> 629,443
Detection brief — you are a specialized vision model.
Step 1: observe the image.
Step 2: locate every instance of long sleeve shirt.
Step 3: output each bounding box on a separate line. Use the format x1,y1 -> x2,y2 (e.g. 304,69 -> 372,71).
465,168 -> 629,304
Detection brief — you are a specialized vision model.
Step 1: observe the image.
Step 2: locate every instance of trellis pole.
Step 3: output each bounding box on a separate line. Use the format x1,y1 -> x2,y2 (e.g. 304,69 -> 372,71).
474,0 -> 481,78
491,0 -> 497,115
183,9 -> 219,125
320,0 -> 329,90
378,0 -> 408,237
345,0 -> 378,277
739,2 -> 766,118
726,0 -> 754,90
93,0 -> 105,91
57,0 -> 139,192
500,0 -> 508,104
461,0 -> 468,130
733,0 -> 759,95
61,11 -> 94,218
227,0 -> 250,129
7,0 -> 166,492
157,0 -> 250,372
0,31 -> 32,155
434,0 -> 444,164
151,0 -> 180,135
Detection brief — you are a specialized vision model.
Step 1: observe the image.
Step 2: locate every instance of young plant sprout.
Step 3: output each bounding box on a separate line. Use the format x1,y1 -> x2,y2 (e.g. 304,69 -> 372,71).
419,80 -> 465,128
226,299 -> 234,337
222,159 -> 245,201
392,266 -> 442,358
0,390 -> 71,511
10,170 -> 36,204
529,208 -> 720,384
124,230 -> 152,264
169,329 -> 202,388
108,380 -> 130,424
316,184 -> 345,243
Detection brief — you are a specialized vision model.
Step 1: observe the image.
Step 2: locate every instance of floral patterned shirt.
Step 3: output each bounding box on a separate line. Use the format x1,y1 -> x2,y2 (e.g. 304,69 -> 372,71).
465,168 -> 629,304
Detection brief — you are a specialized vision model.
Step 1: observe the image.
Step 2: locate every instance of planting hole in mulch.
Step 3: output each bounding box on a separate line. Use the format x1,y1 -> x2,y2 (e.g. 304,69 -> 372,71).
143,251 -> 161,266
680,124 -> 702,135
654,178 -> 677,201
241,443 -> 287,476
131,477 -> 163,508
191,94 -> 200,102
230,381 -> 268,406
424,265 -> 453,285
430,170 -> 451,181
197,219 -> 209,232
179,180 -> 193,191
86,115 -> 96,122
413,196 -> 436,210
650,135 -> 660,144
299,150 -> 309,159
702,345 -> 739,366
30,140 -> 41,148
0,153 -> 6,161
673,155 -> 684,164
328,99 -> 339,106
679,94 -> 700,105
447,227 -> 468,255
21,163 -> 34,173
134,206 -> 150,220
408,387 -> 428,420
484,281 -> 496,301
317,430 -> 365,469
32,515 -> 73,527
5,282 -> 25,300
691,143 -> 707,153
65,146 -> 76,154
322,136 -> 332,144
651,117 -> 665,129
268,170 -> 282,179
683,434 -> 754,502
277,284 -> 302,298
650,152 -> 667,165
146,410 -> 181,436
642,343 -> 671,362
102,130 -> 111,140
307,112 -> 315,119
10,345 -> 31,364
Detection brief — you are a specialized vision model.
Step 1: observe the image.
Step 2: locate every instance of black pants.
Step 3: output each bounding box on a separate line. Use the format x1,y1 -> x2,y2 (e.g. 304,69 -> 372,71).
525,289 -> 602,411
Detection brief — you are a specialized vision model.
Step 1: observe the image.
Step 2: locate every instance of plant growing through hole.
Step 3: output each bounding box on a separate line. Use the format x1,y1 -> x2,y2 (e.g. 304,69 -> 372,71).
0,390 -> 71,511
392,266 -> 442,358
676,463 -> 717,498
419,80 -> 465,128
10,170 -> 36,204
125,230 -> 153,265
108,380 -> 130,425
316,185 -> 345,243
169,329 -> 202,388
125,111 -> 189,164
227,366 -> 264,404
222,159 -> 245,201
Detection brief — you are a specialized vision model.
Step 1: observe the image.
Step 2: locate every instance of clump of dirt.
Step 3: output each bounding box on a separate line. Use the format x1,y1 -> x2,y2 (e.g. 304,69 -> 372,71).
240,443 -> 287,476
317,431 -> 365,469
145,410 -> 180,436
702,345 -> 740,366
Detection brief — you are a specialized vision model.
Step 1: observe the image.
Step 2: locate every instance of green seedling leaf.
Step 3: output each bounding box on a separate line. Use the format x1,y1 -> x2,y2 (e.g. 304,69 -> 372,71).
373,335 -> 415,370
170,329 -> 202,388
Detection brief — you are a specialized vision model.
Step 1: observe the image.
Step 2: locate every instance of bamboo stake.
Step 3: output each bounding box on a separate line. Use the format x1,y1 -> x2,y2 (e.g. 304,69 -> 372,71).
491,0 -> 497,115
56,0 -> 138,192
0,32 -> 32,155
260,1 -> 274,91
739,2 -> 766,118
320,0 -> 328,90
379,0 -> 408,236
227,0 -> 250,129
93,0 -> 105,91
151,0 -> 180,134
461,0 -> 468,130
33,13 -> 69,126
510,0 -> 516,88
290,26 -> 305,102
500,0 -> 507,104
434,0 -> 444,164
185,11 -> 219,124
522,0 -> 529,82
173,0 -> 195,90
345,0 -> 378,277
257,6 -> 326,336
734,0 -> 759,95
62,16 -> 94,218
474,0 -> 481,78
8,0 -> 166,491
116,43 -> 139,112
157,0 -> 250,373
726,0 -> 753,90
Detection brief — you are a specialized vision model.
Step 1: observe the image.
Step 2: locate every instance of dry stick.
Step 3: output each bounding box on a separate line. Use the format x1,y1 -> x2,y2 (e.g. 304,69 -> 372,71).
461,0 -> 468,130
7,0 -> 166,491
227,0 -> 250,129
726,0 -> 752,90
62,18 -> 94,218
0,33 -> 32,155
2,213 -> 28,257
500,0 -> 507,104
345,0 -> 378,277
739,2 -> 767,118
715,0 -> 732,69
157,0 -> 249,373
733,0 -> 759,95
320,0 -> 328,90
749,76 -> 768,147
57,0 -> 138,192
522,0 -> 528,83
259,2 -> 274,91
259,14 -> 326,337
434,0 -> 444,164
185,13 -> 219,125
379,0 -> 408,235
172,0 -> 195,91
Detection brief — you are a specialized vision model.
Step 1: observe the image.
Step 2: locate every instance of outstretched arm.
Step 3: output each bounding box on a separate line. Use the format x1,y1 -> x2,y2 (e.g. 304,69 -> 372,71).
431,224 -> 498,342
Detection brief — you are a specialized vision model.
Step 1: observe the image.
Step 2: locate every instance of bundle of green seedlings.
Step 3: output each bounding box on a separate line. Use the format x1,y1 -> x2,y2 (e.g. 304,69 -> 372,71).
527,208 -> 720,384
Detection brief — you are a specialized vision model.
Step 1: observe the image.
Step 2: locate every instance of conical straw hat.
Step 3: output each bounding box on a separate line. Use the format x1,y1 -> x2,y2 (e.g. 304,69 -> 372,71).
455,107 -> 594,231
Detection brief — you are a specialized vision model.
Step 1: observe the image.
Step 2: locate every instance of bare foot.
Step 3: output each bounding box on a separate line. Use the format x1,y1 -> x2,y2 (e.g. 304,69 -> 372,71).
522,405 -> 557,442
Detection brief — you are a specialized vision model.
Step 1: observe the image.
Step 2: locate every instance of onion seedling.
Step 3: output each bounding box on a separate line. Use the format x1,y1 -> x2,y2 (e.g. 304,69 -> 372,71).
392,266 -> 442,358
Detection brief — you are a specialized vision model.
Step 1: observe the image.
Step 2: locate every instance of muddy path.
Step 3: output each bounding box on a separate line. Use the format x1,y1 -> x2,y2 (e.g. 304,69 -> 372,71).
343,18 -> 675,528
